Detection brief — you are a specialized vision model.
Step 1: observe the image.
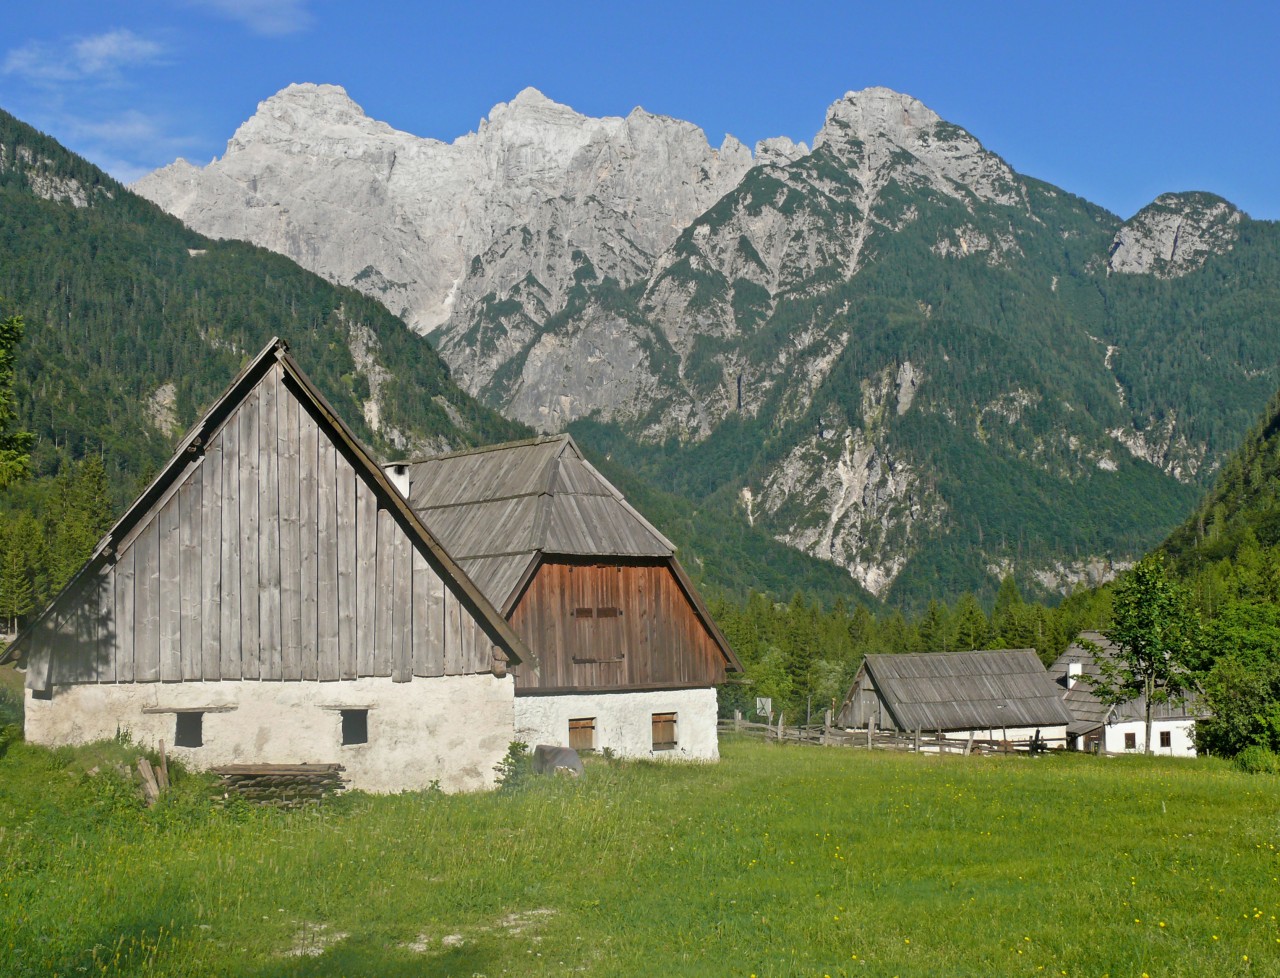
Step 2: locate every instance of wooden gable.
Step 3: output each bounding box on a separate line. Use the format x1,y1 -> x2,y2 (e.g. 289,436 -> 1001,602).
21,341 -> 523,691
507,557 -> 732,693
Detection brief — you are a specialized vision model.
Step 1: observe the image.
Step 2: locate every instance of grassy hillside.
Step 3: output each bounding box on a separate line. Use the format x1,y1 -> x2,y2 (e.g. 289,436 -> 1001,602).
1,736 -> 1275,977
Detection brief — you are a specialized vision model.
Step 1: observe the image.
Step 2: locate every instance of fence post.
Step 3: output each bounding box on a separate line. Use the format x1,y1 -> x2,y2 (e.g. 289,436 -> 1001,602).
914,728 -> 922,753
823,709 -> 832,746
734,709 -> 742,732
964,730 -> 975,756
866,716 -> 873,750
777,712 -> 785,742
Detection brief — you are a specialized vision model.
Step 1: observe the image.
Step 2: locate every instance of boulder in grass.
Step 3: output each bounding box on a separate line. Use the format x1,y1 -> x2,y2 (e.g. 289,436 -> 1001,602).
531,745 -> 584,777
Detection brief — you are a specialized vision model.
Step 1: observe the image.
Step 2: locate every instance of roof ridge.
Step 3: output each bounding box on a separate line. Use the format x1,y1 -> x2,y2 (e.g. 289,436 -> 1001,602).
400,432 -> 570,465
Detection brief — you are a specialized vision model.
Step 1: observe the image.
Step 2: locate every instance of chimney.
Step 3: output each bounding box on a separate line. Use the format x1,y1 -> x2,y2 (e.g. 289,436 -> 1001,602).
1067,661 -> 1082,688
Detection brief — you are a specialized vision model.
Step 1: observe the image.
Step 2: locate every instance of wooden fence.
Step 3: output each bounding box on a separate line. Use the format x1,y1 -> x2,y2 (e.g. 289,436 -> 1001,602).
718,710 -> 1064,756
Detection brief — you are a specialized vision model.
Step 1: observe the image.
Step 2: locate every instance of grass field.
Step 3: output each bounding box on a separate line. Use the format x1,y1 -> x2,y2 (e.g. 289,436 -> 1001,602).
1,727 -> 1277,978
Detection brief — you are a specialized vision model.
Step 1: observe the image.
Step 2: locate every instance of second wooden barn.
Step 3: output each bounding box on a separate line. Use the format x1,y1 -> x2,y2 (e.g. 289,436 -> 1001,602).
394,435 -> 741,759
837,650 -> 1072,746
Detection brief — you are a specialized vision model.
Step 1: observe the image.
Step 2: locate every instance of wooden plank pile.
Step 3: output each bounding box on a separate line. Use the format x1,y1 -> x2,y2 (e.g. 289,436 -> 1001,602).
211,763 -> 346,807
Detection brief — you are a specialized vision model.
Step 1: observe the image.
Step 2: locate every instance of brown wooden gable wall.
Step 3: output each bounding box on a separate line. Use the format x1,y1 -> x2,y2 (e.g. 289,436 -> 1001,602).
507,559 -> 726,692
30,362 -> 495,687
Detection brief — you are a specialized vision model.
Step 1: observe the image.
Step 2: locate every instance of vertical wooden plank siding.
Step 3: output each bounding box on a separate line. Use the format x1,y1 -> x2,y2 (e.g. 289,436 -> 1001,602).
238,387 -> 260,679
316,433 -> 340,680
410,548 -> 438,677
279,386 -> 302,681
37,368 -> 528,687
178,473 -> 203,680
374,508 -> 394,677
157,492 -> 182,682
219,412 -> 241,679
336,454 -> 358,680
443,585 -> 462,676
354,478 -> 378,675
391,521 -> 411,682
133,518 -> 160,682
95,564 -> 115,683
200,437 -> 222,680
508,561 -> 727,691
298,404 -> 319,681
113,539 -> 135,682
258,365 -> 282,680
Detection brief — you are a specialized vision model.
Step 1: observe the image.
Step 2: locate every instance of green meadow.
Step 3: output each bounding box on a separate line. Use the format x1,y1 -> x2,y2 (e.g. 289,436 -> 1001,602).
1,728 -> 1277,978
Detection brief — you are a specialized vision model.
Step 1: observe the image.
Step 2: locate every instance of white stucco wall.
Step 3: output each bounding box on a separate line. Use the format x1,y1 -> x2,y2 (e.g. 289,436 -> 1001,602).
25,674 -> 515,793
515,687 -> 720,760
1100,718 -> 1198,757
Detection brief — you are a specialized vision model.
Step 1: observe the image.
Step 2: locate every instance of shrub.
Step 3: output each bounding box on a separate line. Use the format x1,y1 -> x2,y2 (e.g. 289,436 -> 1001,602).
1233,744 -> 1280,775
493,740 -> 531,792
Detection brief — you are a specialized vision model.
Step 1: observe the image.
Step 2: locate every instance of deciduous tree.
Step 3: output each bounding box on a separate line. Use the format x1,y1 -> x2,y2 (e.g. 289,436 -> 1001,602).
1091,553 -> 1199,754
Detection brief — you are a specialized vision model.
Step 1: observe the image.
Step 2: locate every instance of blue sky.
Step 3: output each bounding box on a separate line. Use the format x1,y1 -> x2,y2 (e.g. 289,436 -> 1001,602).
2,0 -> 1277,220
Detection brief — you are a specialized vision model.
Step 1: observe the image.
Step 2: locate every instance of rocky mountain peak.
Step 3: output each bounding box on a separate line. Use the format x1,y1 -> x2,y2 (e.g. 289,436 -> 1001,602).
228,83 -> 391,151
813,86 -> 1022,208
820,86 -> 943,139
1108,191 -> 1242,278
755,135 -> 810,167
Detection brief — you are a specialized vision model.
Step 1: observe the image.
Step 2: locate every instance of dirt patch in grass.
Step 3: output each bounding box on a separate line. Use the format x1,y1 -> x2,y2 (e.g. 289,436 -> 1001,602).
405,908 -> 557,953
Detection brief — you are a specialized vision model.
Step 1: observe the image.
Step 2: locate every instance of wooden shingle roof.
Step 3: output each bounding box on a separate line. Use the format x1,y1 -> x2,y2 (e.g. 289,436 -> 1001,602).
404,435 -> 674,610
858,649 -> 1073,732
1049,631 -> 1204,734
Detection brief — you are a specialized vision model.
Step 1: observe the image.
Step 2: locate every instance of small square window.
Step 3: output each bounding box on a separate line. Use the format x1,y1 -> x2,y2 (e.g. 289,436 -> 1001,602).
175,712 -> 203,748
1124,732 -> 1137,751
569,717 -> 596,752
652,712 -> 677,751
1159,730 -> 1172,748
341,709 -> 369,746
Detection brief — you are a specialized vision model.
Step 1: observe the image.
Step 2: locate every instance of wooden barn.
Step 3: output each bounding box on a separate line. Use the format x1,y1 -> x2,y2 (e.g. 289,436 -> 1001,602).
4,338 -> 528,792
394,435 -> 741,759
1049,631 -> 1203,755
837,650 -> 1071,746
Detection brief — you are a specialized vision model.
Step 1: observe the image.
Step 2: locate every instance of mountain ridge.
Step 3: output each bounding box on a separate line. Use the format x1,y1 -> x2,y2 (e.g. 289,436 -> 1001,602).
131,84 -> 1280,604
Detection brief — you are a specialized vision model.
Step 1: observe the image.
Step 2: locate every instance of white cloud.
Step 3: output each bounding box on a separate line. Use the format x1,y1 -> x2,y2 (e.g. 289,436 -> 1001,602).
3,30 -> 166,84
186,0 -> 313,36
72,30 -> 166,75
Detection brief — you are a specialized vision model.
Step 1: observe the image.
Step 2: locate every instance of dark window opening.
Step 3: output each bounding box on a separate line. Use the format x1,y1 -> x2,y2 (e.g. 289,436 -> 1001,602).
1124,732 -> 1137,751
652,712 -> 677,751
1159,730 -> 1172,748
175,712 -> 204,748
569,717 -> 596,752
595,607 -> 620,619
573,607 -> 594,619
342,709 -> 369,746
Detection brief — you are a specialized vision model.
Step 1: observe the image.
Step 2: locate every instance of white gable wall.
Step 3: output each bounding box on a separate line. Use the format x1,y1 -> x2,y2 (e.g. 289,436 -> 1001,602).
26,674 -> 515,793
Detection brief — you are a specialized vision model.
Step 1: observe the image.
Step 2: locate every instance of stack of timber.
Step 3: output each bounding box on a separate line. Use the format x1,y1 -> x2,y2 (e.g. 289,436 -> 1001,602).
212,763 -> 346,807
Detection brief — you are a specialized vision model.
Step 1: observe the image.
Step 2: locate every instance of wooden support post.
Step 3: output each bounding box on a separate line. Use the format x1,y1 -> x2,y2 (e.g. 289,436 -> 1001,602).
734,709 -> 742,732
964,731 -> 975,756
777,712 -> 785,741
866,716 -> 873,750
914,728 -> 922,753
157,740 -> 170,791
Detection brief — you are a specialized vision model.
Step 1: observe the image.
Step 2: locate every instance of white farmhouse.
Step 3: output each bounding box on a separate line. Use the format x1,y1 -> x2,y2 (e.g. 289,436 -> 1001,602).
1049,631 -> 1203,756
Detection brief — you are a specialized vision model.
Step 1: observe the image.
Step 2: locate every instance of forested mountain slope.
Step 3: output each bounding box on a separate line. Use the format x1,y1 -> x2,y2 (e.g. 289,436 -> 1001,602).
0,107 -> 868,627
134,85 -> 1280,607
